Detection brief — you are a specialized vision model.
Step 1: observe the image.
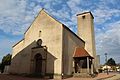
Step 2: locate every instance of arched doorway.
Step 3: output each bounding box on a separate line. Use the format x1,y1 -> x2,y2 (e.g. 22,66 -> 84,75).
34,53 -> 42,74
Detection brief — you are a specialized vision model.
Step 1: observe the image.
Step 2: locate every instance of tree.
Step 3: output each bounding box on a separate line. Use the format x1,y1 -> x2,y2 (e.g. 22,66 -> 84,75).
106,58 -> 116,66
0,54 -> 12,73
0,63 -> 4,73
2,54 -> 12,65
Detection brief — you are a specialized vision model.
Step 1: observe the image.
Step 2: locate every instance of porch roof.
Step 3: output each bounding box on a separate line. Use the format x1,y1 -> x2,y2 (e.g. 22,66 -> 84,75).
73,47 -> 94,59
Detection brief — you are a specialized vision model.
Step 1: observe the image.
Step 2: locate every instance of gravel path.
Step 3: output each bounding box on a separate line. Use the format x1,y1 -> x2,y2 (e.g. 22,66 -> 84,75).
0,73 -> 117,80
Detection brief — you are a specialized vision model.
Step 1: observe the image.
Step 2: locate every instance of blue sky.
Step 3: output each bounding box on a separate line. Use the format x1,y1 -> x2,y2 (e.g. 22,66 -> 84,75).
0,0 -> 120,64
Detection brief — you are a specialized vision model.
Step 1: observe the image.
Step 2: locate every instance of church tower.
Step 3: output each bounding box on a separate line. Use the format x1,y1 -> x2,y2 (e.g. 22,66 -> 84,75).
77,12 -> 97,71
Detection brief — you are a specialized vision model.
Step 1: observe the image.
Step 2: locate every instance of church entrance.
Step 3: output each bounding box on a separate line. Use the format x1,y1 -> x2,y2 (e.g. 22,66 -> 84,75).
31,41 -> 47,75
34,53 -> 42,74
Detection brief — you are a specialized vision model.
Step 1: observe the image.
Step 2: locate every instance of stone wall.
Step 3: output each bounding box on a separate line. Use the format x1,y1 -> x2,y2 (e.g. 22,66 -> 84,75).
62,25 -> 85,76
10,10 -> 63,76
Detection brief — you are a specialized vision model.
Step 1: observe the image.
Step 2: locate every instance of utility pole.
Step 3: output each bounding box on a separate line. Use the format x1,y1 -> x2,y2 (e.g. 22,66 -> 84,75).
105,53 -> 109,75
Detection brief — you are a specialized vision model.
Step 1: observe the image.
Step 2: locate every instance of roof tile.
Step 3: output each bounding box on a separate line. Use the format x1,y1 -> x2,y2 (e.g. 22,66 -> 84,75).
73,47 -> 94,59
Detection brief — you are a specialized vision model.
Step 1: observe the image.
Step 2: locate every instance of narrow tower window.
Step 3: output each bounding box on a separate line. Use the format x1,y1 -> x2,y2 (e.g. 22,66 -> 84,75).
39,31 -> 41,37
82,15 -> 85,19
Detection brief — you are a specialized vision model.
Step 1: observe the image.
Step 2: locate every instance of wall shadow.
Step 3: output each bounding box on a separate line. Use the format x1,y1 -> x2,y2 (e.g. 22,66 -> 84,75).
9,40 -> 57,79
45,51 -> 57,79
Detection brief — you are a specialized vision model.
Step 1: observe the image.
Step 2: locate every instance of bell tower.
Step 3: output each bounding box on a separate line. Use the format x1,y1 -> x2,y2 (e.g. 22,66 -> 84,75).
77,12 -> 97,71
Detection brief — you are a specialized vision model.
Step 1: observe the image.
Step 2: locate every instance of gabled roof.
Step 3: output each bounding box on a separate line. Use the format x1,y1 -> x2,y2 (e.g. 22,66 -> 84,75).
24,8 -> 62,35
13,9 -> 85,47
73,47 -> 94,59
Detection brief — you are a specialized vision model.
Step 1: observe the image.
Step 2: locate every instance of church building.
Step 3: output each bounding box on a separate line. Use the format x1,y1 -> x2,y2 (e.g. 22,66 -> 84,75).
9,9 -> 97,79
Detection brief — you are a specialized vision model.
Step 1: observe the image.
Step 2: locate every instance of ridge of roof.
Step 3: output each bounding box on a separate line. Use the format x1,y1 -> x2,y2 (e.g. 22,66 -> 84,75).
24,8 -> 44,34
76,11 -> 94,19
13,9 -> 87,47
12,38 -> 24,47
62,24 -> 85,43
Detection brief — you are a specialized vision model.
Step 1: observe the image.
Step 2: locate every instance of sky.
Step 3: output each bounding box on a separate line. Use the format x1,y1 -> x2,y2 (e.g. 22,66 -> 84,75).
0,0 -> 120,64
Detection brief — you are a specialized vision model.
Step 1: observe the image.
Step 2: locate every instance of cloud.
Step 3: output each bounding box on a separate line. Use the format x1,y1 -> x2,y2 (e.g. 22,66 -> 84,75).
93,8 -> 120,24
67,0 -> 83,14
0,0 -> 43,35
0,0 -> 120,35
0,37 -> 16,61
0,0 -> 120,64
0,0 -> 27,35
92,0 -> 120,24
96,20 -> 120,64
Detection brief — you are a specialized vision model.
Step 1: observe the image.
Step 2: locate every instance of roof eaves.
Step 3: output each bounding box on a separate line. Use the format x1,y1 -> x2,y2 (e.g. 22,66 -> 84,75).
73,47 -> 94,59
24,8 -> 63,35
62,24 -> 85,43
76,11 -> 94,19
24,8 -> 44,35
12,38 -> 24,48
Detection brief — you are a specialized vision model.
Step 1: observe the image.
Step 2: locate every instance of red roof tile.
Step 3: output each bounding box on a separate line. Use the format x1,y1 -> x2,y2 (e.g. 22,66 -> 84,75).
73,47 -> 94,59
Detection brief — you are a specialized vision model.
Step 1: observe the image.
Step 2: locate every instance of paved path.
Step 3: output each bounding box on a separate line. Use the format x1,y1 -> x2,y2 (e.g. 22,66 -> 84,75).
0,74 -> 45,80
104,74 -> 120,80
0,73 -> 118,80
64,73 -> 116,80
